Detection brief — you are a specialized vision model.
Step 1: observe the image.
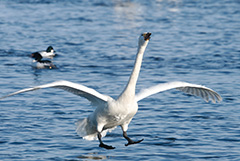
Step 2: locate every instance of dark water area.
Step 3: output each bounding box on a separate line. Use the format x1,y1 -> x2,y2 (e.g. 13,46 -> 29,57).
0,0 -> 240,160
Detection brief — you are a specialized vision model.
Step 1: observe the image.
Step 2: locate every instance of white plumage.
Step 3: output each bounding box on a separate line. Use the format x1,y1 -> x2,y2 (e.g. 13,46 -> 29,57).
37,46 -> 56,59
0,33 -> 221,149
136,81 -> 222,103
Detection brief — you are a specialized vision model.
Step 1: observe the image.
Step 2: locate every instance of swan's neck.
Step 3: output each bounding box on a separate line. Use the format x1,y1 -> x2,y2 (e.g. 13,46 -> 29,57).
118,43 -> 148,101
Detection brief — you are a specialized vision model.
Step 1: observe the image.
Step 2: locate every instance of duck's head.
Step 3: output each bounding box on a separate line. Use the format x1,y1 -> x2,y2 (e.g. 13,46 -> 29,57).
46,46 -> 54,53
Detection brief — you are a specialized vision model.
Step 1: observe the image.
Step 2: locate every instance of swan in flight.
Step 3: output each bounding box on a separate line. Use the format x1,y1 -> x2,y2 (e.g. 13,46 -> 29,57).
0,33 -> 222,149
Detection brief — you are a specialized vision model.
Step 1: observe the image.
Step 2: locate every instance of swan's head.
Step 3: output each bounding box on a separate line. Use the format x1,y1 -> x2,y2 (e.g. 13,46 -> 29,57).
138,32 -> 151,47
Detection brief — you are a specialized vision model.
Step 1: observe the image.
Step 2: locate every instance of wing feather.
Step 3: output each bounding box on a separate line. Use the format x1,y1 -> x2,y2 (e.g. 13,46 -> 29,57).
136,81 -> 222,103
0,80 -> 111,106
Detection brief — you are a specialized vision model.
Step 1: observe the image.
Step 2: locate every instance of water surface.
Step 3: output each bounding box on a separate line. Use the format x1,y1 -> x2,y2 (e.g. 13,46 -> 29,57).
0,0 -> 239,160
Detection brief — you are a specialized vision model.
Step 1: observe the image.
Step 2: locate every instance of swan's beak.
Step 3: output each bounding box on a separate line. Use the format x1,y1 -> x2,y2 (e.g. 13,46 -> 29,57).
143,32 -> 151,41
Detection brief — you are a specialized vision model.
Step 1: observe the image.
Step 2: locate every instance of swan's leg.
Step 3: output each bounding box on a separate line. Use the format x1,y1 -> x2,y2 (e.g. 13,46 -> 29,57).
97,132 -> 115,149
123,131 -> 144,146
121,124 -> 143,146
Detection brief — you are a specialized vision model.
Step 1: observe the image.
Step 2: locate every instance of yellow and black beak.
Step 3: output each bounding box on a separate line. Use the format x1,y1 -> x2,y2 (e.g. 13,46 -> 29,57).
143,32 -> 151,41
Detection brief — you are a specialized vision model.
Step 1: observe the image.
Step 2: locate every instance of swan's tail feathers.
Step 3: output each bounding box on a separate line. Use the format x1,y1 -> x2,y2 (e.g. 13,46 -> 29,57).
76,118 -> 98,140
75,118 -> 116,141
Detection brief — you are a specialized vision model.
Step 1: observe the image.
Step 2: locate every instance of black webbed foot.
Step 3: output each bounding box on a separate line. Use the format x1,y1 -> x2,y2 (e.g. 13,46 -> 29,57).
99,143 -> 115,149
123,131 -> 144,146
98,132 -> 115,149
125,138 -> 144,146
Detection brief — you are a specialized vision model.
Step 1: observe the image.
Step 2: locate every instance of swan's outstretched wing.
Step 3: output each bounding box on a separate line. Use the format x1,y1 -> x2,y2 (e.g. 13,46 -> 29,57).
0,80 -> 111,106
136,81 -> 222,103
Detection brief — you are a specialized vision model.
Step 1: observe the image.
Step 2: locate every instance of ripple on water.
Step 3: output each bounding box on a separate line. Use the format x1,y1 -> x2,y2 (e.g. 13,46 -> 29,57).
0,0 -> 240,160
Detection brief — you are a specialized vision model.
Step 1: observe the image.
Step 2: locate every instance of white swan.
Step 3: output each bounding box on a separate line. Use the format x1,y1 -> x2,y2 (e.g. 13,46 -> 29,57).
0,33 -> 222,149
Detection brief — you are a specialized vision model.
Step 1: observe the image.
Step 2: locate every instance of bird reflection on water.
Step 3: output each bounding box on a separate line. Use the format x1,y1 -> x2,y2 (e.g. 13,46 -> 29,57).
77,152 -> 108,160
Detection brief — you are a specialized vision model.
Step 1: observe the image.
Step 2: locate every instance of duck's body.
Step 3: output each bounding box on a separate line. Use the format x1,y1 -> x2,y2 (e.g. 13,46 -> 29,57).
35,60 -> 56,69
0,33 -> 222,149
32,52 -> 56,69
33,46 -> 56,59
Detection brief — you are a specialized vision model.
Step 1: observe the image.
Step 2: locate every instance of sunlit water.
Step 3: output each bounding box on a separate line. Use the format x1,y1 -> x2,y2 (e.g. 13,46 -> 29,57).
0,0 -> 239,160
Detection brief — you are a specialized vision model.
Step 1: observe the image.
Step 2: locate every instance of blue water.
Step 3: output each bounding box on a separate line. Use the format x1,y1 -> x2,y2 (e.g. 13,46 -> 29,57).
0,0 -> 240,160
